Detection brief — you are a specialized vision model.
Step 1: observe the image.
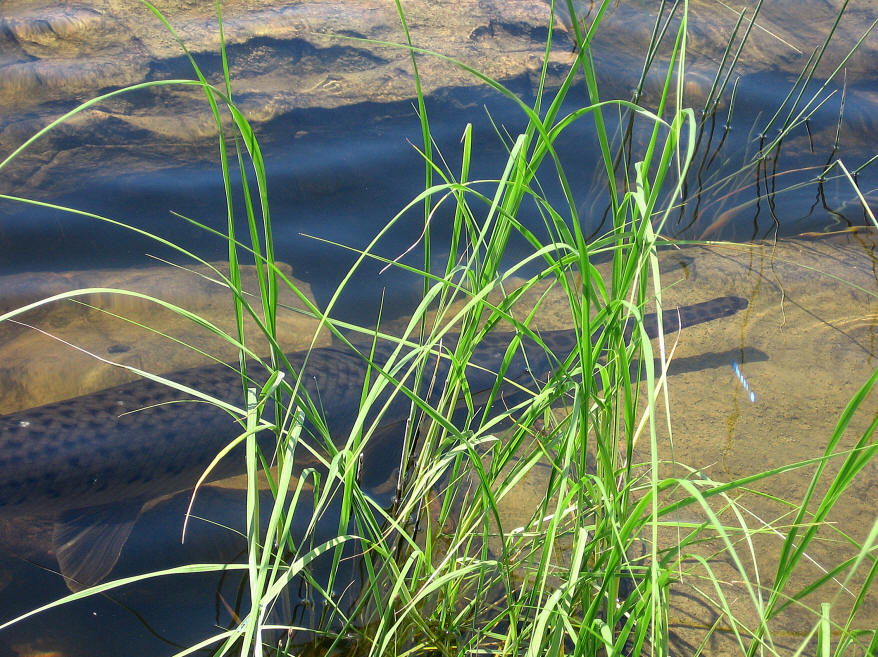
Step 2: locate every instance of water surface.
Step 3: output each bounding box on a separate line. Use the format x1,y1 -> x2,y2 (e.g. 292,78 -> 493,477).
0,0 -> 877,654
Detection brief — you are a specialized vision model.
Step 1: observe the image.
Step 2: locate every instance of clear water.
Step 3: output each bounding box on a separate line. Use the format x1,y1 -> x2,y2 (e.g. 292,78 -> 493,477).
1,0 -> 877,654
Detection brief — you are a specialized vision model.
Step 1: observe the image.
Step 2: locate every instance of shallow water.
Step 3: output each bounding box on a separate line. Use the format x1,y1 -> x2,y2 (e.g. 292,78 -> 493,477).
655,231 -> 878,655
490,228 -> 878,655
1,0 -> 877,654
0,0 -> 876,318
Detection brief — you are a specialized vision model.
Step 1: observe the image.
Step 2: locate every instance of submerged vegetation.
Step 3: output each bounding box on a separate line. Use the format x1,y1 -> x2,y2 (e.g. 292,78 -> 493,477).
1,0 -> 877,655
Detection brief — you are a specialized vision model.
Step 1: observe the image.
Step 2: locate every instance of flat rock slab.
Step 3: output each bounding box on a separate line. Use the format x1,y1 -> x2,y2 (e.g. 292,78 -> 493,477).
0,0 -> 566,113
486,227 -> 878,654
0,0 -> 572,193
1,1 -> 874,196
0,260 -> 329,413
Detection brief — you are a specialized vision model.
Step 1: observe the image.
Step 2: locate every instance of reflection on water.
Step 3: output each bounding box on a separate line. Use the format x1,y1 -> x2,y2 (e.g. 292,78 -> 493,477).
1,0 -> 877,654
0,0 -> 875,305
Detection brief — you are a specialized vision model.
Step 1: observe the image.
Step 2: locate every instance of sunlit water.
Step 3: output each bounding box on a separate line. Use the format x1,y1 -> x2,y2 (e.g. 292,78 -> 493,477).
494,229 -> 878,655
0,0 -> 877,654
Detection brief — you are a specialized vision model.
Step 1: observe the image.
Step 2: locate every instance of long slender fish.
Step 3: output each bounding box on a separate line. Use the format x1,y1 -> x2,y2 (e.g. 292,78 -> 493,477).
0,296 -> 746,590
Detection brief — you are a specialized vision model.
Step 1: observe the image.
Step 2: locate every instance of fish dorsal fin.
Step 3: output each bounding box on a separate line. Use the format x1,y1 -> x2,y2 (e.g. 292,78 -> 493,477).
52,502 -> 141,592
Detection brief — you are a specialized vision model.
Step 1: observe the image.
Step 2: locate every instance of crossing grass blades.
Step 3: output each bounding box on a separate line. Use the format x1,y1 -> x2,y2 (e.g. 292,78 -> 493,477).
1,1 -> 877,656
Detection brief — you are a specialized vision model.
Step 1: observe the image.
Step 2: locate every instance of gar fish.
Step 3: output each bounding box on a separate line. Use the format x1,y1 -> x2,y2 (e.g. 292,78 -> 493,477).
0,296 -> 747,590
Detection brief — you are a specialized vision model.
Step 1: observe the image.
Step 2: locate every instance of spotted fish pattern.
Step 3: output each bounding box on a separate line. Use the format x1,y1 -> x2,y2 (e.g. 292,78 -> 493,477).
0,295 -> 746,589
0,295 -> 749,511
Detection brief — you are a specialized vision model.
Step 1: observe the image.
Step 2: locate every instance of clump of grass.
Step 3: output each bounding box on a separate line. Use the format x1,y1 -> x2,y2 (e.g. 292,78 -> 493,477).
1,1 -> 877,656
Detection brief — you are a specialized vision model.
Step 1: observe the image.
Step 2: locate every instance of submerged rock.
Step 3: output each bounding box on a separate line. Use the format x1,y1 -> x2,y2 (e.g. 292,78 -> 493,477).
1,0 -> 873,199
0,260 -> 328,414
0,0 -> 576,194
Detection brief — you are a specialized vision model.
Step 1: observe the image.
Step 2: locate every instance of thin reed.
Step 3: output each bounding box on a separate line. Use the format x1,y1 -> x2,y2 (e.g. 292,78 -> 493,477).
0,1 -> 876,656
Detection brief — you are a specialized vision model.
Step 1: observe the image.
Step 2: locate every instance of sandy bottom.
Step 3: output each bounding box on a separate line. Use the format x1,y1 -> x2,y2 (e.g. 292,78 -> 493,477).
1,229 -> 877,655
490,228 -> 878,655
